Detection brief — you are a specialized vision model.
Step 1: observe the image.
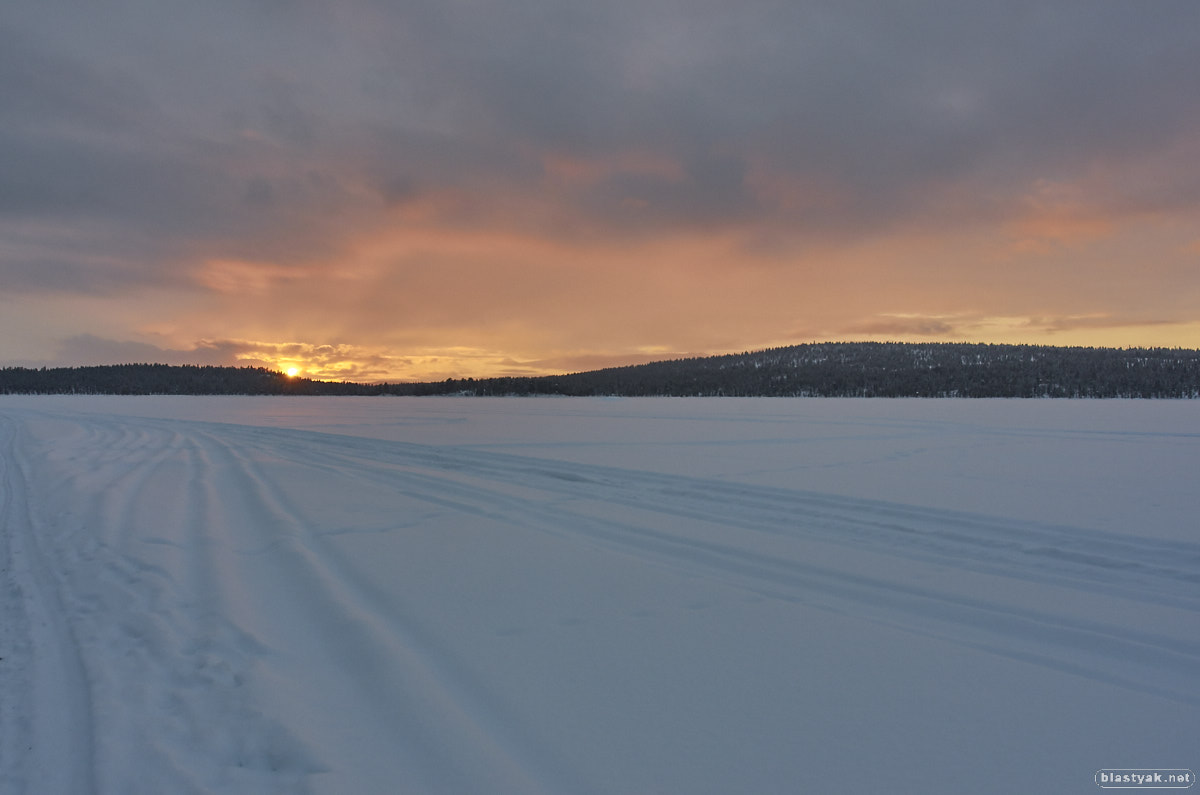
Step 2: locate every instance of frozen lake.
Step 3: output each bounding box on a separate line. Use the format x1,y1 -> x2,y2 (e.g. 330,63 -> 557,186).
2,396 -> 1197,793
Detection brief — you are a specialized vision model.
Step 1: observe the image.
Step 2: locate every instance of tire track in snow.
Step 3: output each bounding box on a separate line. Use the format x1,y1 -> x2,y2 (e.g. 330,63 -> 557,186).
216,423 -> 1200,708
5,405 -> 1198,793
183,426 -> 595,795
70,427 -> 323,794
248,425 -> 1200,609
3,409 -> 592,794
244,422 -> 1200,603
2,411 -> 321,794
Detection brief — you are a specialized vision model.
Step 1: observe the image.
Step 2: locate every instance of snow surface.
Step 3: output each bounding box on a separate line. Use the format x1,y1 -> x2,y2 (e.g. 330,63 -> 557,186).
1,396 -> 1196,794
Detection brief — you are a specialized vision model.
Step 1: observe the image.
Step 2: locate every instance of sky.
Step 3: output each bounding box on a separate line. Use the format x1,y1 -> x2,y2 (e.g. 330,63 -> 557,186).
2,0 -> 1199,382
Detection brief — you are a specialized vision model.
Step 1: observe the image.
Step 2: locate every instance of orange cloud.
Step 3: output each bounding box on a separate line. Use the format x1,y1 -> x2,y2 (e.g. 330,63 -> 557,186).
1007,179 -> 1114,251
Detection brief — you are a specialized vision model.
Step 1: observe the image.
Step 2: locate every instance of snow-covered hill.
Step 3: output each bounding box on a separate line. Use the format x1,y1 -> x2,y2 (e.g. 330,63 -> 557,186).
2,396 -> 1196,794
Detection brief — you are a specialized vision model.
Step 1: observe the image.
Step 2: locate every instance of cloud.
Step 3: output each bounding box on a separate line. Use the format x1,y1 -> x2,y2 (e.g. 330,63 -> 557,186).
518,350 -> 703,375
840,312 -> 1186,342
40,327 -> 708,382
45,335 -> 401,381
844,314 -> 962,338
3,0 -> 1200,375
7,0 -> 1197,253
54,334 -> 236,367
1030,315 -> 1178,334
0,24 -> 149,139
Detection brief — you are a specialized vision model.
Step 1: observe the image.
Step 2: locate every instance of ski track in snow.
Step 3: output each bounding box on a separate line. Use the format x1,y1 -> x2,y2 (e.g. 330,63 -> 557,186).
0,413 -> 96,794
1,398 -> 1197,794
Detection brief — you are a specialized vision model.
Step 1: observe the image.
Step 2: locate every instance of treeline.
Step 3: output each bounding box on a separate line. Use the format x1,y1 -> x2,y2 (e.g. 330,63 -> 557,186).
3,343 -> 1200,397
0,364 -> 379,396
432,342 -> 1200,398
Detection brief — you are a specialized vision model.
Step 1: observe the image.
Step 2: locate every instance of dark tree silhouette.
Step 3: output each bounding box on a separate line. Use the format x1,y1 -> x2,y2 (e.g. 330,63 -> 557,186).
3,343 -> 1199,397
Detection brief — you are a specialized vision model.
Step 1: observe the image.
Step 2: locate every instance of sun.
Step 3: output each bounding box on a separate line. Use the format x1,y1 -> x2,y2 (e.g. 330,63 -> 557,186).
285,366 -> 300,378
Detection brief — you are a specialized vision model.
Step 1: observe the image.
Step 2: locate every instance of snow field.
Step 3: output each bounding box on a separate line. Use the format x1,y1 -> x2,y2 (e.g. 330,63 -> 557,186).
1,396 -> 1197,794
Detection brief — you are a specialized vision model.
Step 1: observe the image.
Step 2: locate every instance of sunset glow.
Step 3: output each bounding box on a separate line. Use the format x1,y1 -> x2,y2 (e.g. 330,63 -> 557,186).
2,2 -> 1198,381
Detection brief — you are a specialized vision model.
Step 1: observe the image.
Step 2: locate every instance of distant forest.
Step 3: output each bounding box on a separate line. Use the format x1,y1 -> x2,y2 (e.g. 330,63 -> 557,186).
3,343 -> 1200,398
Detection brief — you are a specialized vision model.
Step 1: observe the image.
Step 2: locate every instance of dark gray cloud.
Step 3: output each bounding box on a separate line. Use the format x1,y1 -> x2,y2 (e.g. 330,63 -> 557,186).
1,5 -> 380,295
3,0 -> 1199,290
54,334 -> 237,367
424,0 -> 1195,238
0,256 -> 165,296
